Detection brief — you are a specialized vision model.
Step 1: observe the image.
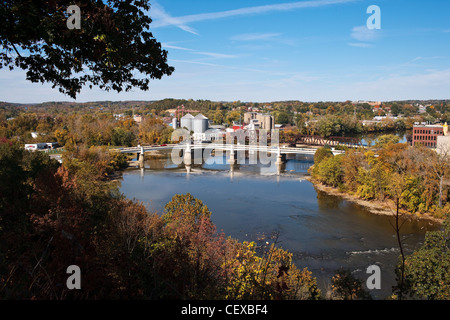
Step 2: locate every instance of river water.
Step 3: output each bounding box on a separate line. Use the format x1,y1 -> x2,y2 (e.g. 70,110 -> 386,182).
118,152 -> 440,299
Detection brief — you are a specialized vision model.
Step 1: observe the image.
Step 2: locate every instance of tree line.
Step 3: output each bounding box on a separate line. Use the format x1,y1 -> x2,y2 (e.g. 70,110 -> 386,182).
1,139 -> 323,299
1,135 -> 448,300
309,139 -> 450,299
310,136 -> 450,218
0,109 -> 174,148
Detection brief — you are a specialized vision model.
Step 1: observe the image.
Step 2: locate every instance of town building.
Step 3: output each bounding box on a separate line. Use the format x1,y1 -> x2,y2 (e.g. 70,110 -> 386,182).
437,135 -> 450,155
176,113 -> 218,141
24,142 -> 59,151
412,123 -> 447,148
243,112 -> 274,131
231,121 -> 245,131
25,143 -> 48,151
113,113 -> 124,120
133,115 -> 144,123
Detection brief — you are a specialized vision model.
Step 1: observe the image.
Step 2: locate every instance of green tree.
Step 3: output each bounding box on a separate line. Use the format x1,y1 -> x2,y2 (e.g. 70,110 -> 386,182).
317,154 -> 344,188
342,149 -> 365,192
162,193 -> 212,227
213,110 -> 225,125
226,110 -> 242,125
0,1 -> 174,98
390,103 -> 401,116
398,216 -> 450,300
374,134 -> 400,148
276,111 -> 290,125
313,146 -> 333,165
111,127 -> 135,147
329,269 -> 372,300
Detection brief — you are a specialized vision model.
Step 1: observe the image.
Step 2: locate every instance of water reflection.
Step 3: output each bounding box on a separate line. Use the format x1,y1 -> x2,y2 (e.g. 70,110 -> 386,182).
120,152 -> 439,299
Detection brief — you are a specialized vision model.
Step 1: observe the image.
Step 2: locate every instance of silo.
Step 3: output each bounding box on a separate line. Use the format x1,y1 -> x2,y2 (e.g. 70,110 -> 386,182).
180,113 -> 194,132
193,113 -> 209,133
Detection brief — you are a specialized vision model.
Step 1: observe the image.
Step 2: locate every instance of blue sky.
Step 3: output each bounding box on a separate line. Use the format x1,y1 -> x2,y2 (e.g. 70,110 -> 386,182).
1,0 -> 450,103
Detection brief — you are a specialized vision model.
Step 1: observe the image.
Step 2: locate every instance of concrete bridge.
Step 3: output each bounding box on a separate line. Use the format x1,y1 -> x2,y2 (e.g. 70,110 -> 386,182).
117,143 -> 346,155
115,143 -> 346,173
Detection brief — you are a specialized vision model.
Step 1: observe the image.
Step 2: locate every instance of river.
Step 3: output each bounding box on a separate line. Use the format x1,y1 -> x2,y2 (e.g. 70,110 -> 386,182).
117,152 -> 440,299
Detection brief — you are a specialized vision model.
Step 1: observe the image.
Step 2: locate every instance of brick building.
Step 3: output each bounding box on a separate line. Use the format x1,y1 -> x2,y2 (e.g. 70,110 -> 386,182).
412,124 -> 447,148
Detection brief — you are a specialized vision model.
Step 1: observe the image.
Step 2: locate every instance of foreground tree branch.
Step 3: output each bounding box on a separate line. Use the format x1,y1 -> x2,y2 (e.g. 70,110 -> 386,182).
0,0 -> 174,98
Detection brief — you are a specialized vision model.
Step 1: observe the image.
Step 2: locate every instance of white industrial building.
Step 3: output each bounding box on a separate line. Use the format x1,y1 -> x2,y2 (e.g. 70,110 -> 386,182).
193,114 -> 209,133
180,113 -> 195,132
24,142 -> 59,151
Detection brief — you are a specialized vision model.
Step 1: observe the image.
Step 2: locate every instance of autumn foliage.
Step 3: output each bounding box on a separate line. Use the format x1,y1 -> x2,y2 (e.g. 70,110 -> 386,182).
0,140 -> 320,299
311,138 -> 450,219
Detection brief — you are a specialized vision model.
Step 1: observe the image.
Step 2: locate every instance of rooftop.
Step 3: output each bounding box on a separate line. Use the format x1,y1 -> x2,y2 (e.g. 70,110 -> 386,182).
181,113 -> 194,119
194,113 -> 208,120
413,123 -> 443,127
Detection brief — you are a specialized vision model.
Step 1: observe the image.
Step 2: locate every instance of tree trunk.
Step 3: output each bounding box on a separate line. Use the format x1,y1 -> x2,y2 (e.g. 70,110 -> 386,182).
395,198 -> 405,300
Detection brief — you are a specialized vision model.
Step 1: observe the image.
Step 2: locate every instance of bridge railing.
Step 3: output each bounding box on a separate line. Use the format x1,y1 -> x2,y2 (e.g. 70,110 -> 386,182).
116,143 -> 345,155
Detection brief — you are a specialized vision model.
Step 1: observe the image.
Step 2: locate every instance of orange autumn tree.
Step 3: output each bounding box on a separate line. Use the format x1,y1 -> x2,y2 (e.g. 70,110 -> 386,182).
1,140 -> 320,299
153,193 -> 321,300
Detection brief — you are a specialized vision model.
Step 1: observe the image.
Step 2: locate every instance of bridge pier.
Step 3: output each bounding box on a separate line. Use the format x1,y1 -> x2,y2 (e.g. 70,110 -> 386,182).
184,144 -> 192,173
275,153 -> 286,165
228,151 -> 238,165
275,148 -> 286,175
227,144 -> 238,165
275,147 -> 287,165
138,146 -> 145,168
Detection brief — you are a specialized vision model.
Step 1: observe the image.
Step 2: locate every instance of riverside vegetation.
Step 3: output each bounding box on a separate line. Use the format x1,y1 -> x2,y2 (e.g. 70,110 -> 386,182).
1,135 -> 449,300
1,139 -> 322,299
309,136 -> 450,299
1,103 -> 449,300
2,0 -> 448,300
310,135 -> 450,220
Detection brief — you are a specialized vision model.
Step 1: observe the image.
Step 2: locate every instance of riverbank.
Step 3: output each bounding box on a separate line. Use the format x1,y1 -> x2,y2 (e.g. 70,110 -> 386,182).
305,176 -> 444,224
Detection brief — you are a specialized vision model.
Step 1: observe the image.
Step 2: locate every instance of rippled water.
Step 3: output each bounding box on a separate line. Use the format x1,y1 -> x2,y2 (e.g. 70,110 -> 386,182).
118,153 -> 440,299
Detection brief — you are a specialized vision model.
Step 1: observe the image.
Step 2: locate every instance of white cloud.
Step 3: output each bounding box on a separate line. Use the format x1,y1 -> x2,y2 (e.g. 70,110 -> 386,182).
161,43 -> 194,51
230,33 -> 282,41
193,51 -> 239,59
338,69 -> 450,100
349,25 -> 382,48
150,1 -> 198,35
348,42 -> 373,48
162,43 -> 239,59
350,25 -> 380,42
152,0 -> 358,32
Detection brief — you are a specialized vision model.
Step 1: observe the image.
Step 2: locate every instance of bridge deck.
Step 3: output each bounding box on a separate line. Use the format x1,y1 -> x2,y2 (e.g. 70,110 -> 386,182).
115,143 -> 351,156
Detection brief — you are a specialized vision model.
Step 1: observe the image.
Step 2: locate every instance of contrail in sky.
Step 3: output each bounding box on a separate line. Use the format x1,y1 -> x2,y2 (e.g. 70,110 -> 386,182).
151,0 -> 359,32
